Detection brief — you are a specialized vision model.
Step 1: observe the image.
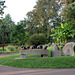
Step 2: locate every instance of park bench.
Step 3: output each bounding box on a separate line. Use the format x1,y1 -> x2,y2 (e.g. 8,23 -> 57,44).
20,49 -> 49,58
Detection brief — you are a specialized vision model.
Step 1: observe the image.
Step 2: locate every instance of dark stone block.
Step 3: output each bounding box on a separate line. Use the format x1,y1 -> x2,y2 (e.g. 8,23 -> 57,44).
30,45 -> 37,49
37,45 -> 43,49
26,46 -> 30,49
21,45 -> 27,50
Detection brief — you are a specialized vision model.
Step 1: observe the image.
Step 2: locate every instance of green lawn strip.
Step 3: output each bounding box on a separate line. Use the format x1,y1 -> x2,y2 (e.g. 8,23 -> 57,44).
0,54 -> 75,68
0,51 -> 19,54
0,47 -> 19,54
0,48 -> 6,51
4,51 -> 19,53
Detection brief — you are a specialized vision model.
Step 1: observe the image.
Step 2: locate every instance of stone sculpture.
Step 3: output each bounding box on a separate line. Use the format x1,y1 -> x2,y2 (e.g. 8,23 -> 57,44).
51,44 -> 61,57
63,42 -> 75,56
37,45 -> 43,49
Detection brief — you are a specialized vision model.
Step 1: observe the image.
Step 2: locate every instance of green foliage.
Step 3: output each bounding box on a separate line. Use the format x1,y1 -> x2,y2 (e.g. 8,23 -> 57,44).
1,54 -> 75,68
11,20 -> 29,44
2,14 -> 15,44
51,22 -> 73,45
42,43 -> 51,47
47,47 -> 53,56
61,4 -> 75,38
0,0 -> 6,19
15,46 -> 21,51
27,33 -> 47,46
6,45 -> 15,51
26,0 -> 60,35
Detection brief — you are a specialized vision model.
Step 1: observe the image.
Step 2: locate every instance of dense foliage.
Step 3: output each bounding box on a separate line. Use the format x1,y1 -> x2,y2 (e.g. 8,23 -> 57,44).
51,22 -> 73,45
11,20 -> 29,45
0,0 -> 75,48
6,45 -> 15,51
27,33 -> 47,46
0,0 -> 6,19
0,14 -> 15,45
26,0 -> 61,42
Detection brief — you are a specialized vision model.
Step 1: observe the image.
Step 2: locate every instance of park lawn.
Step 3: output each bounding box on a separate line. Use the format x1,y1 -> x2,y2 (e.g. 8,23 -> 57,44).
0,48 -> 6,51
0,46 -> 19,54
0,50 -> 19,54
0,54 -> 75,68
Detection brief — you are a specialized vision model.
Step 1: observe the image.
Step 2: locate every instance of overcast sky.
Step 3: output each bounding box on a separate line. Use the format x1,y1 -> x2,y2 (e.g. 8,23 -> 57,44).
4,0 -> 37,23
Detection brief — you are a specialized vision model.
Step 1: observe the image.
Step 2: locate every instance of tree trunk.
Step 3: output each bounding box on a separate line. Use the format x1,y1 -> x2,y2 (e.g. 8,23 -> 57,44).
64,39 -> 67,44
60,39 -> 62,46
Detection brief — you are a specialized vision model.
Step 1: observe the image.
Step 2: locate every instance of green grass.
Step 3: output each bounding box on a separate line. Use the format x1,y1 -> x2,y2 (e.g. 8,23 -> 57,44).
0,48 -> 6,51
0,54 -> 75,68
0,47 -> 19,54
0,50 -> 19,54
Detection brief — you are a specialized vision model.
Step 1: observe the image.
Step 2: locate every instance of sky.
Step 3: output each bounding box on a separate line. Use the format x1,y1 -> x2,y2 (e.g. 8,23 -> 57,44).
4,0 -> 37,23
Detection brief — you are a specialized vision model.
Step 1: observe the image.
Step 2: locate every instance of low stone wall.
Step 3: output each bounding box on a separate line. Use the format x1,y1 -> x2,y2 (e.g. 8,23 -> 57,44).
20,49 -> 49,58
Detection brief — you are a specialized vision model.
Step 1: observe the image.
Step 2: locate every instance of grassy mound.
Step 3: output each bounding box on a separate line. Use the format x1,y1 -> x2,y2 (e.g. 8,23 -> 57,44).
0,54 -> 75,68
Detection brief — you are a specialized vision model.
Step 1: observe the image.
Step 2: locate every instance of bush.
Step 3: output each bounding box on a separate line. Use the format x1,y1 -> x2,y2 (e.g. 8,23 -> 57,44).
15,46 -> 21,51
27,33 -> 47,46
6,45 -> 15,51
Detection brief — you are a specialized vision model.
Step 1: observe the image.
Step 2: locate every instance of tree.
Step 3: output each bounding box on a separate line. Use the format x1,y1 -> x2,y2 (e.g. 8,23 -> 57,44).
56,0 -> 75,40
26,0 -> 61,43
11,20 -> 29,45
0,0 -> 6,53
26,0 -> 60,35
0,0 -> 6,19
0,14 -> 15,44
60,2 -> 75,39
56,0 -> 75,5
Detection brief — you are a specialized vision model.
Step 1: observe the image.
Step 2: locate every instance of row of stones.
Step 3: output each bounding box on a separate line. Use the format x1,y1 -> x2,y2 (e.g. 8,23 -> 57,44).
21,45 -> 48,50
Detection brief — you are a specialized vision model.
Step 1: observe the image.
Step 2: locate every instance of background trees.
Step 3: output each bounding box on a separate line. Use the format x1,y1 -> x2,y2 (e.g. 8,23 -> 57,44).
0,0 -> 6,46
60,0 -> 75,40
0,0 -> 75,46
26,0 -> 61,42
11,20 -> 29,45
0,0 -> 6,19
0,14 -> 15,45
2,14 -> 15,43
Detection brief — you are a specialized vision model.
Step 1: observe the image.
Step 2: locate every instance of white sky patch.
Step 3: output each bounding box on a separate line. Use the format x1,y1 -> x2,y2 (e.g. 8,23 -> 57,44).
4,0 -> 36,23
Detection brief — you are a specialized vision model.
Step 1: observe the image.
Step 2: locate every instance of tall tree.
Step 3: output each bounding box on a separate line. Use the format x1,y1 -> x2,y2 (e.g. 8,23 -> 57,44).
26,0 -> 61,42
0,14 -> 15,44
0,0 -> 6,20
0,0 -> 6,53
0,0 -> 6,44
3,14 -> 15,43
26,0 -> 60,35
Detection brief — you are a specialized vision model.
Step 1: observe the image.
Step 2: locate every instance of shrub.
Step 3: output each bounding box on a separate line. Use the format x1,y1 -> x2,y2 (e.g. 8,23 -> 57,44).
27,33 -> 47,46
47,46 -> 53,56
6,45 -> 15,51
15,46 -> 21,51
15,46 -> 19,51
